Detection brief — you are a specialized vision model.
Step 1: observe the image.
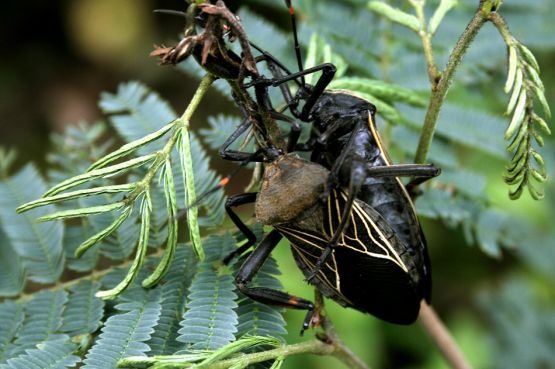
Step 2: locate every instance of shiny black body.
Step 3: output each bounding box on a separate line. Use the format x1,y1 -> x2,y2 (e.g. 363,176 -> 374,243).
158,1 -> 439,327
228,153 -> 429,326
238,60 -> 440,323
309,92 -> 432,290
206,26 -> 438,325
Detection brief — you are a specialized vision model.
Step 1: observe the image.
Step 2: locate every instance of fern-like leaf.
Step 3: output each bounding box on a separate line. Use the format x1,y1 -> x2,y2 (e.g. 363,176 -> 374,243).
199,115 -> 246,152
474,209 -> 506,258
146,179 -> 169,249
416,187 -> 521,257
63,225 -> 101,272
96,203 -> 140,261
398,104 -> 507,159
47,122 -> 112,183
297,1 -> 383,75
147,245 -> 197,355
61,281 -> 105,337
478,279 -> 555,368
0,338 -> 80,369
177,234 -> 238,350
502,39 -> 550,200
0,164 -> 64,283
391,125 -> 459,168
99,81 -> 226,227
186,133 -> 226,227
0,302 -> 24,362
7,289 -> 67,358
99,81 -> 175,154
0,228 -> 25,297
82,290 -> 161,369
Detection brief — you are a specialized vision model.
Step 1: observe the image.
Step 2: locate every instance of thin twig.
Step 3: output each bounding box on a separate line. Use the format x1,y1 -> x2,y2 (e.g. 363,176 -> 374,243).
322,315 -> 371,369
199,340 -> 335,369
487,11 -> 512,43
410,0 -> 440,85
414,4 -> 489,164
419,301 -> 473,369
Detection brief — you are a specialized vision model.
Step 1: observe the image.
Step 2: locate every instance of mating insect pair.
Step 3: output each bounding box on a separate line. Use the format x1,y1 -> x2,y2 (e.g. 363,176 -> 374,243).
156,0 -> 440,330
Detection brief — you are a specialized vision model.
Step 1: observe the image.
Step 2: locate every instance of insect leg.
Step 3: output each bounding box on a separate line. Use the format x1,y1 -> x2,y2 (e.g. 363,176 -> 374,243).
405,173 -> 440,197
260,64 -> 337,120
218,105 -> 268,162
363,164 -> 441,197
223,192 -> 258,264
235,229 -> 315,333
364,164 -> 441,178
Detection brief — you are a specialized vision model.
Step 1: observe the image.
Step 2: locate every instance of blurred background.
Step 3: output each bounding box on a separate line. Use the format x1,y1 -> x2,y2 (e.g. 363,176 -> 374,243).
1,1 -> 554,368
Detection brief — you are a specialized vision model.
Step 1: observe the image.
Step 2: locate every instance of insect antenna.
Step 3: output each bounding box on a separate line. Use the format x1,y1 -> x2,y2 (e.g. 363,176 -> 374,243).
284,0 -> 305,87
153,9 -> 187,17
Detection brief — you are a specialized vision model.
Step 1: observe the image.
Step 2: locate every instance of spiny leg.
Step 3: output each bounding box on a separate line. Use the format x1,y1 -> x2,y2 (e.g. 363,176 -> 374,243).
223,193 -> 258,264
235,229 -> 315,334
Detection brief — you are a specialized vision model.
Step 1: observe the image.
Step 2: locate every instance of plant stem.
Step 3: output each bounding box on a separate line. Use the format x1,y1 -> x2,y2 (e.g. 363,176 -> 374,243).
488,12 -> 512,44
321,315 -> 371,369
127,74 -> 215,202
419,302 -> 473,369
13,251 -> 153,304
198,340 -> 335,369
303,291 -> 370,369
410,0 -> 440,84
414,5 -> 488,164
177,333 -> 368,369
128,74 -> 213,259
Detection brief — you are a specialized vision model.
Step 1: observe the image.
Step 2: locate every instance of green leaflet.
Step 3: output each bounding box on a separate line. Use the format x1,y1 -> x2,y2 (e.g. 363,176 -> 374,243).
367,2 -> 420,32
0,164 -> 64,284
75,206 -> 133,258
501,37 -> 551,200
96,192 -> 152,300
120,335 -> 281,368
43,153 -> 156,197
0,338 -> 80,369
178,127 -> 204,260
6,289 -> 67,358
0,229 -> 24,297
429,0 -> 458,34
177,234 -> 238,350
0,302 -> 24,362
87,122 -> 174,171
16,184 -> 135,213
147,245 -> 197,355
82,295 -> 161,369
142,160 -> 179,288
37,201 -> 127,222
60,281 -> 105,337
329,77 -> 427,107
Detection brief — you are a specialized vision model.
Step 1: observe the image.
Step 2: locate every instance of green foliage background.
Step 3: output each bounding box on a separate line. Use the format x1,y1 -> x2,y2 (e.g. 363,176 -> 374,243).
0,0 -> 554,368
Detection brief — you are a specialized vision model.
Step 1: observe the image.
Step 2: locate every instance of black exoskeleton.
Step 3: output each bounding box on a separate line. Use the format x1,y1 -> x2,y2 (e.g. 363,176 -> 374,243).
225,152 -> 432,327
159,0 -> 440,330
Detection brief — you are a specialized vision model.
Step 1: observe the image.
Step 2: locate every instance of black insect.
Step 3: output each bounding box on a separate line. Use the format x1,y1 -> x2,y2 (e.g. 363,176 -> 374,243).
212,86 -> 439,327
238,0 -> 442,322
159,0 -> 440,327
222,150 -> 434,329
